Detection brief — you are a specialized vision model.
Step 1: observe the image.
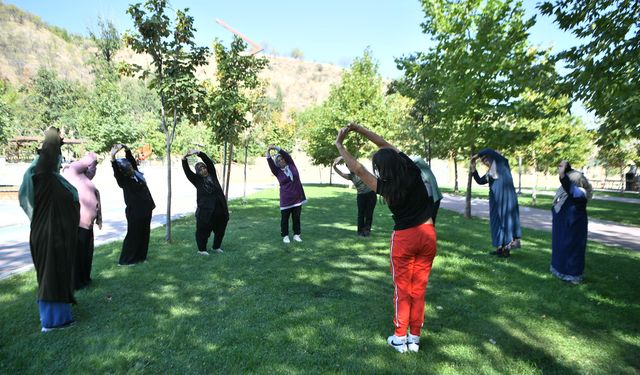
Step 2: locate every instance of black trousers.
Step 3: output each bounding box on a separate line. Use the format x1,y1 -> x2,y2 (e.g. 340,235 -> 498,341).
196,207 -> 229,251
74,227 -> 94,290
357,191 -> 377,233
119,212 -> 152,265
281,205 -> 302,237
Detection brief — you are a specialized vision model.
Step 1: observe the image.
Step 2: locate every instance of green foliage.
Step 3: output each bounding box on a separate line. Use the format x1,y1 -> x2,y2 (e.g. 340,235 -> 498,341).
77,79 -> 139,154
396,0 -> 561,160
299,50 -> 409,166
521,115 -> 594,172
16,69 -> 84,136
539,0 -> 640,148
202,36 -> 268,146
88,17 -> 121,64
0,96 -> 13,150
598,139 -> 638,176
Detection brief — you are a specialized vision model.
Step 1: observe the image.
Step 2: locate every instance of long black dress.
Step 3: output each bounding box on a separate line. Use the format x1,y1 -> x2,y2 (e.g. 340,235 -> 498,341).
25,134 -> 80,330
112,149 -> 155,265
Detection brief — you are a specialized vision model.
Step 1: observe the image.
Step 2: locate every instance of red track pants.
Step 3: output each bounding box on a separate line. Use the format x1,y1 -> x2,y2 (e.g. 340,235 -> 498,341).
390,222 -> 437,337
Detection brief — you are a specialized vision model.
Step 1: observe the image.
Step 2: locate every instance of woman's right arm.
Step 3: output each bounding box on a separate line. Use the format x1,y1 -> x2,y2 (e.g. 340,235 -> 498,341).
332,157 -> 350,180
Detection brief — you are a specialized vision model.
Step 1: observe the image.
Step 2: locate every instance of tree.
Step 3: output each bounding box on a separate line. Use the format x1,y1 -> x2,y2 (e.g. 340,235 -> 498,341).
88,17 -> 121,67
291,48 -> 304,60
201,36 -> 268,199
397,0 -> 559,218
598,139 -> 638,193
299,50 -> 405,167
123,0 -> 209,242
539,0 -> 640,149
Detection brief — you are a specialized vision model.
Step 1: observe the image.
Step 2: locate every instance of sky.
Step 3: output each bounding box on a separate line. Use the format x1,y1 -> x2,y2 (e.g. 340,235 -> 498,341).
5,0 -> 580,79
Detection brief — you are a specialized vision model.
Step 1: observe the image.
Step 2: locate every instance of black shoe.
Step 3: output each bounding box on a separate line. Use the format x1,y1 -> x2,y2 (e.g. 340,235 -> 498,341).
499,249 -> 511,258
490,248 -> 503,256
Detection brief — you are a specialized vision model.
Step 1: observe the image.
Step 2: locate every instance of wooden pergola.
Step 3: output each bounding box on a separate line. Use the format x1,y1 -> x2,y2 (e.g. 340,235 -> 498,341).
5,136 -> 85,162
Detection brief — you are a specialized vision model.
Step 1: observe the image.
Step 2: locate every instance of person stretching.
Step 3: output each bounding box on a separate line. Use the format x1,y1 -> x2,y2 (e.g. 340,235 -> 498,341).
335,123 -> 437,354
182,150 -> 229,255
266,145 -> 307,244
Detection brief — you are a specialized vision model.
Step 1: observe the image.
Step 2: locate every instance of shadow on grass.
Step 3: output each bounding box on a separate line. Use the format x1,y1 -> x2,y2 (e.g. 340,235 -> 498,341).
1,185 -> 639,374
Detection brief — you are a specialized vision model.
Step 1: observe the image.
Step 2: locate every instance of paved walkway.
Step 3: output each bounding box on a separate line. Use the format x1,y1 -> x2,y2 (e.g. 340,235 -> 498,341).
2,187 -> 639,281
440,194 -> 640,251
516,188 -> 640,204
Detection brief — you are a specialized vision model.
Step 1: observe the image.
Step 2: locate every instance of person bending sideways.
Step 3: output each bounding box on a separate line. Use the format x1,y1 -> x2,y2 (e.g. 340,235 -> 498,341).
332,156 -> 377,236
182,150 -> 229,255
335,123 -> 437,354
266,145 -> 307,244
111,143 -> 155,266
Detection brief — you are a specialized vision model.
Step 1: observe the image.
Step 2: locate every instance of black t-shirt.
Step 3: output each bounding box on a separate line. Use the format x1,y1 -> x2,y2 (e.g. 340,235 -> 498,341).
376,152 -> 434,230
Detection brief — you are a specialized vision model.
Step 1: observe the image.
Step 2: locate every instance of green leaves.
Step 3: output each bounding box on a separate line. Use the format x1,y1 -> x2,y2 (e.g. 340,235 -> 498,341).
540,0 -> 640,148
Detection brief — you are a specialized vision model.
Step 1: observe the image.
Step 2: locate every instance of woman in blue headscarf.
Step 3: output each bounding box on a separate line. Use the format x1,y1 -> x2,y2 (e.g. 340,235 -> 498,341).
471,148 -> 522,257
550,160 -> 592,284
19,127 -> 80,332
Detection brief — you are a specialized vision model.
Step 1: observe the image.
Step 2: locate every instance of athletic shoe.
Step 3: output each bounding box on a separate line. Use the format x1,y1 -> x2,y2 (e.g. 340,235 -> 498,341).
293,234 -> 302,242
407,334 -> 420,353
212,248 -> 224,254
198,251 -> 210,256
387,335 -> 408,353
283,236 -> 290,244
41,320 -> 75,333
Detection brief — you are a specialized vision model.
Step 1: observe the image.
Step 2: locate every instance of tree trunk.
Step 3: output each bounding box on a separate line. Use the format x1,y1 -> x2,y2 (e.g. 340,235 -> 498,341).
165,133 -> 172,242
517,156 -> 522,195
329,165 -> 333,186
222,141 -> 227,189
620,165 -> 625,194
532,155 -> 538,206
464,147 -> 475,219
224,143 -> 233,201
243,141 -> 248,199
453,156 -> 459,193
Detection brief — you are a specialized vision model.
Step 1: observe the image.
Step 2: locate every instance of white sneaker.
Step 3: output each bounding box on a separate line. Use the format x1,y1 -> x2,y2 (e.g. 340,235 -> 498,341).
283,236 -> 290,244
293,234 -> 302,242
387,335 -> 407,353
212,248 -> 224,254
407,334 -> 420,352
197,251 -> 210,256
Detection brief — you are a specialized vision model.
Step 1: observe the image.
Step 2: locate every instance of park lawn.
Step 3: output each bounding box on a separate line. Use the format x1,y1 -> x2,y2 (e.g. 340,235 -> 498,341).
441,187 -> 640,227
1,185 -> 639,374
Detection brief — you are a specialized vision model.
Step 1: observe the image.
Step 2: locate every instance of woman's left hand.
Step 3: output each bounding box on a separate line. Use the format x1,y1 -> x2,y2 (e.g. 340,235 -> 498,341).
335,127 -> 350,147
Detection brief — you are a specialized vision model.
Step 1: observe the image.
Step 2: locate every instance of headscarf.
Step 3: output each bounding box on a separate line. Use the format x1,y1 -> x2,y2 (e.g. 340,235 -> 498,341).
116,158 -> 146,183
553,167 -> 593,213
19,155 -> 79,220
410,156 -> 443,202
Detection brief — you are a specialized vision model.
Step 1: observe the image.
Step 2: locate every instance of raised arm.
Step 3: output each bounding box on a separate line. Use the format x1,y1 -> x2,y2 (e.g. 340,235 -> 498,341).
335,126 -> 377,191
332,157 -> 350,180
124,146 -> 138,171
110,144 -> 126,187
182,151 -> 198,185
266,145 -> 279,176
198,151 -> 218,180
351,123 -> 398,152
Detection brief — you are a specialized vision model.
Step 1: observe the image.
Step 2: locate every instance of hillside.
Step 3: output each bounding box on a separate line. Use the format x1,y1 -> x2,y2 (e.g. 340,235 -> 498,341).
0,1 -> 344,113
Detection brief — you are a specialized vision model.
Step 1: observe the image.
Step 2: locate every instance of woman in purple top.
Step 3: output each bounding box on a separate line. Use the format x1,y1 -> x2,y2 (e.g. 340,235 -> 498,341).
266,145 -> 307,244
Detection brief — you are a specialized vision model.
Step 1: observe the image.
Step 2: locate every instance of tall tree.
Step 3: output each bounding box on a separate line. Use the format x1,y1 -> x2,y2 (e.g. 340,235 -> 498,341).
539,0 -> 640,150
398,0 -> 559,217
123,0 -> 209,242
299,50 -> 406,167
201,36 -> 267,199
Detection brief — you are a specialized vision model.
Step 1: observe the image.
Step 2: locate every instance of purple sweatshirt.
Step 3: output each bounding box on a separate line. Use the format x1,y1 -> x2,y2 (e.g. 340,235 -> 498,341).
267,149 -> 307,210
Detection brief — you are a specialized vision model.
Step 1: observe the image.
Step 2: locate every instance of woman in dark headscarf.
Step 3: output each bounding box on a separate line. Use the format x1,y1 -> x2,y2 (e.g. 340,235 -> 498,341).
551,160 -> 592,284
110,143 -> 155,265
19,127 -> 80,332
336,123 -> 437,354
182,149 -> 229,255
471,148 -> 522,257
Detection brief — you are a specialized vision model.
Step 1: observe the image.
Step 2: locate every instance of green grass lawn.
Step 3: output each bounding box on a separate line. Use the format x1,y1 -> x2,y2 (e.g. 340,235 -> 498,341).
441,187 -> 640,227
1,185 -> 639,374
